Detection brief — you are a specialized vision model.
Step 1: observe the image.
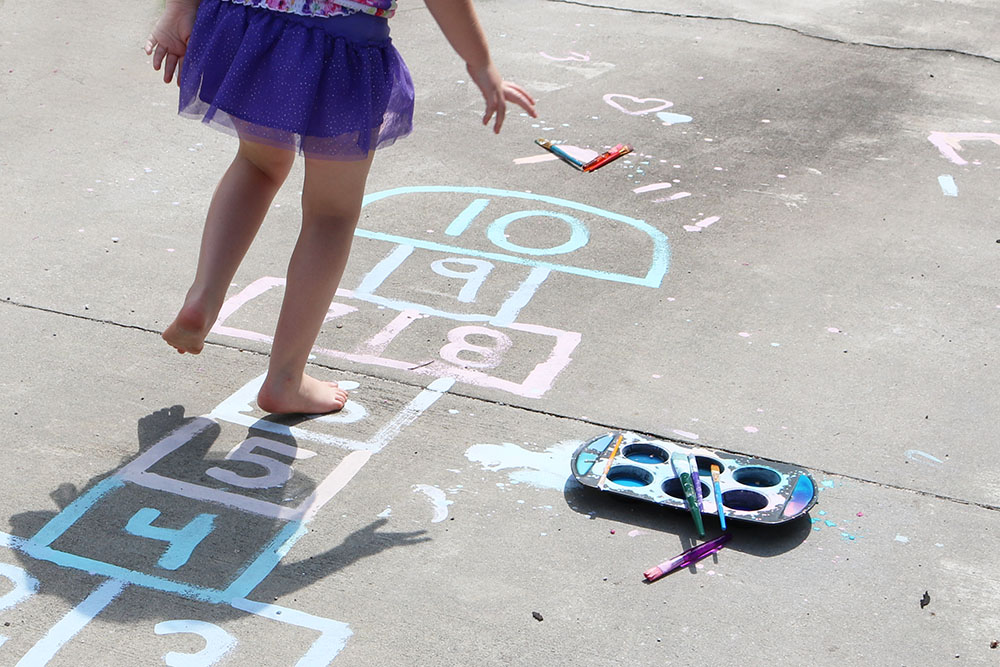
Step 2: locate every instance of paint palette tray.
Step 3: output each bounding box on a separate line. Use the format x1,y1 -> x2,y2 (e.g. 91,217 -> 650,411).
571,433 -> 817,525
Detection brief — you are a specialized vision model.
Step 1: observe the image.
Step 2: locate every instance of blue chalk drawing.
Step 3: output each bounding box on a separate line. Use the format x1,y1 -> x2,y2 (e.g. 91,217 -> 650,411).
938,174 -> 958,197
14,579 -> 127,666
445,198 -> 491,237
358,186 -> 671,288
124,508 -> 217,571
486,210 -> 590,256
0,352 -> 448,664
155,620 -> 237,667
0,563 -> 39,650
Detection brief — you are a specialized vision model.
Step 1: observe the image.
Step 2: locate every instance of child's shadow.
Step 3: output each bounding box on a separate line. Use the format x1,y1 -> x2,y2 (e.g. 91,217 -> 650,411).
8,405 -> 429,623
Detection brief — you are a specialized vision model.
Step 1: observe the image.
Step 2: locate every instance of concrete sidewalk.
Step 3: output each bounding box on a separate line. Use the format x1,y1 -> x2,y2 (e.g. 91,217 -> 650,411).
2,0 -> 999,664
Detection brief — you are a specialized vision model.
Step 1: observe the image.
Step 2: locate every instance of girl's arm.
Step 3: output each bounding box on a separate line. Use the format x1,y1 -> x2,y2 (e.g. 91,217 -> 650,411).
145,0 -> 201,85
424,0 -> 537,133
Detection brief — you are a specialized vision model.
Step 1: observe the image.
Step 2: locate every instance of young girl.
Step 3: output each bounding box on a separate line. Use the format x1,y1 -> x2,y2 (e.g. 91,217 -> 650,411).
145,0 -> 537,414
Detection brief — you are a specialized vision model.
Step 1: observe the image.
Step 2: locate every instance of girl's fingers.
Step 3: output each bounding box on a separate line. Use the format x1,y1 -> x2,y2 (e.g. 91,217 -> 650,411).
493,96 -> 506,134
164,53 -> 179,83
506,82 -> 534,102
152,44 -> 167,71
144,36 -> 155,56
482,98 -> 496,127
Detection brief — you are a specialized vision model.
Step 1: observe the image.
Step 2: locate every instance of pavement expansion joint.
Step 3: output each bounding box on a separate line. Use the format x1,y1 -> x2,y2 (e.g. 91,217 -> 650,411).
7,298 -> 997,514
546,0 -> 1000,64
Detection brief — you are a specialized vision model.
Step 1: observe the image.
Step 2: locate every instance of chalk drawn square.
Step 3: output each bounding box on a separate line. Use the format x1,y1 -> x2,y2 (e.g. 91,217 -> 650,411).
213,279 -> 581,399
356,186 -> 670,289
115,416 -> 373,522
38,484 -> 291,592
350,246 -> 546,323
0,549 -> 351,665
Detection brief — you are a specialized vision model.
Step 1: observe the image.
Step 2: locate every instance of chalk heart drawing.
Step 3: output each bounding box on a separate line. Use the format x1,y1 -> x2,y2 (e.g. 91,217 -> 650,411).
603,94 -> 672,116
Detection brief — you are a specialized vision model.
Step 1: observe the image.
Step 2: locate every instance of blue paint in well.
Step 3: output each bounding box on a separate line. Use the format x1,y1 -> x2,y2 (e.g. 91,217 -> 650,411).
628,454 -> 666,464
610,477 -> 648,487
575,452 -> 599,476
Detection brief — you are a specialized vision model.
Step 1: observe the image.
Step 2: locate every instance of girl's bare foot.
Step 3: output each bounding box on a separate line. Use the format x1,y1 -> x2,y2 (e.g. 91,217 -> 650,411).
257,373 -> 348,415
162,302 -> 213,354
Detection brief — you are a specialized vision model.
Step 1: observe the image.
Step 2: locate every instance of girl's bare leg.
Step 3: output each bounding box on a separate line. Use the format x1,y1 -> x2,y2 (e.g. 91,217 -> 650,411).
163,139 -> 295,354
256,152 -> 375,415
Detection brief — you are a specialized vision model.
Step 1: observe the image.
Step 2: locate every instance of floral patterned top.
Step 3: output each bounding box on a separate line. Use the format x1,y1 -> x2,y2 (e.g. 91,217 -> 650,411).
222,0 -> 396,19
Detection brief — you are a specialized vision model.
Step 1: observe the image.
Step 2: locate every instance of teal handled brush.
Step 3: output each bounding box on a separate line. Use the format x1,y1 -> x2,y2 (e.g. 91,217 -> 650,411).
670,451 -> 704,537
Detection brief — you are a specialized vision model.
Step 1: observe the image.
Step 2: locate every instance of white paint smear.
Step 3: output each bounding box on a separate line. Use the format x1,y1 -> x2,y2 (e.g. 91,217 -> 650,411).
412,485 -> 451,523
465,441 -> 581,490
514,154 -> 559,165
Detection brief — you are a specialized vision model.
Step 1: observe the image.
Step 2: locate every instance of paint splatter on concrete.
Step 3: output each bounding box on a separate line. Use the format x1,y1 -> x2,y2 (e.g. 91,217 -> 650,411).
412,485 -> 452,523
465,441 -> 581,491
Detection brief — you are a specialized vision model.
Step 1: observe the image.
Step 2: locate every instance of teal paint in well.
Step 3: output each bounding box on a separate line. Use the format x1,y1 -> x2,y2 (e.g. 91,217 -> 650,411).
628,453 -> 665,464
575,452 -> 599,476
610,477 -> 648,487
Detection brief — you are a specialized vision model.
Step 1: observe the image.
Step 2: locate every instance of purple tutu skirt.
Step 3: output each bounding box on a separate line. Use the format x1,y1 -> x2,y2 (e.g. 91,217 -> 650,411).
179,0 -> 414,159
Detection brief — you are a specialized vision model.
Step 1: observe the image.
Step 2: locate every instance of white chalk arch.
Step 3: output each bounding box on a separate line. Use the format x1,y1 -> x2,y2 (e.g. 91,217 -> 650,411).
357,186 -> 670,288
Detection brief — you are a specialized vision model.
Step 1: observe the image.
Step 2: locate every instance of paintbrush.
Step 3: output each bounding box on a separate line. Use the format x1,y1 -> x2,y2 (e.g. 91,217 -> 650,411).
688,452 -> 704,513
535,138 -> 586,170
643,533 -> 732,582
711,464 -> 727,531
670,451 -> 704,537
582,144 -> 633,172
596,432 -> 624,490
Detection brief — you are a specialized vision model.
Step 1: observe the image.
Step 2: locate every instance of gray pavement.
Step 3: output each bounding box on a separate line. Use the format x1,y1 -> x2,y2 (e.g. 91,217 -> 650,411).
2,0 -> 1000,664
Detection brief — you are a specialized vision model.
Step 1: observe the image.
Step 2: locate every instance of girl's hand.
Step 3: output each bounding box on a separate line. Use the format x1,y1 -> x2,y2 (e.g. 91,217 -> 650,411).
145,2 -> 198,85
467,62 -> 537,134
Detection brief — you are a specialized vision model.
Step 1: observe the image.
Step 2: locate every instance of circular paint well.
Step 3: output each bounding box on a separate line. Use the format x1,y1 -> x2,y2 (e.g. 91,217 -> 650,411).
722,489 -> 769,512
692,455 -> 725,476
732,466 -> 782,488
662,477 -> 711,500
607,465 -> 654,488
622,443 -> 670,465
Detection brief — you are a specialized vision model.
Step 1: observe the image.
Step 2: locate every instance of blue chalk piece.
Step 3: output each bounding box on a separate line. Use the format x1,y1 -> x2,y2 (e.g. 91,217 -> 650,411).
938,174 -> 958,197
125,508 -> 217,571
